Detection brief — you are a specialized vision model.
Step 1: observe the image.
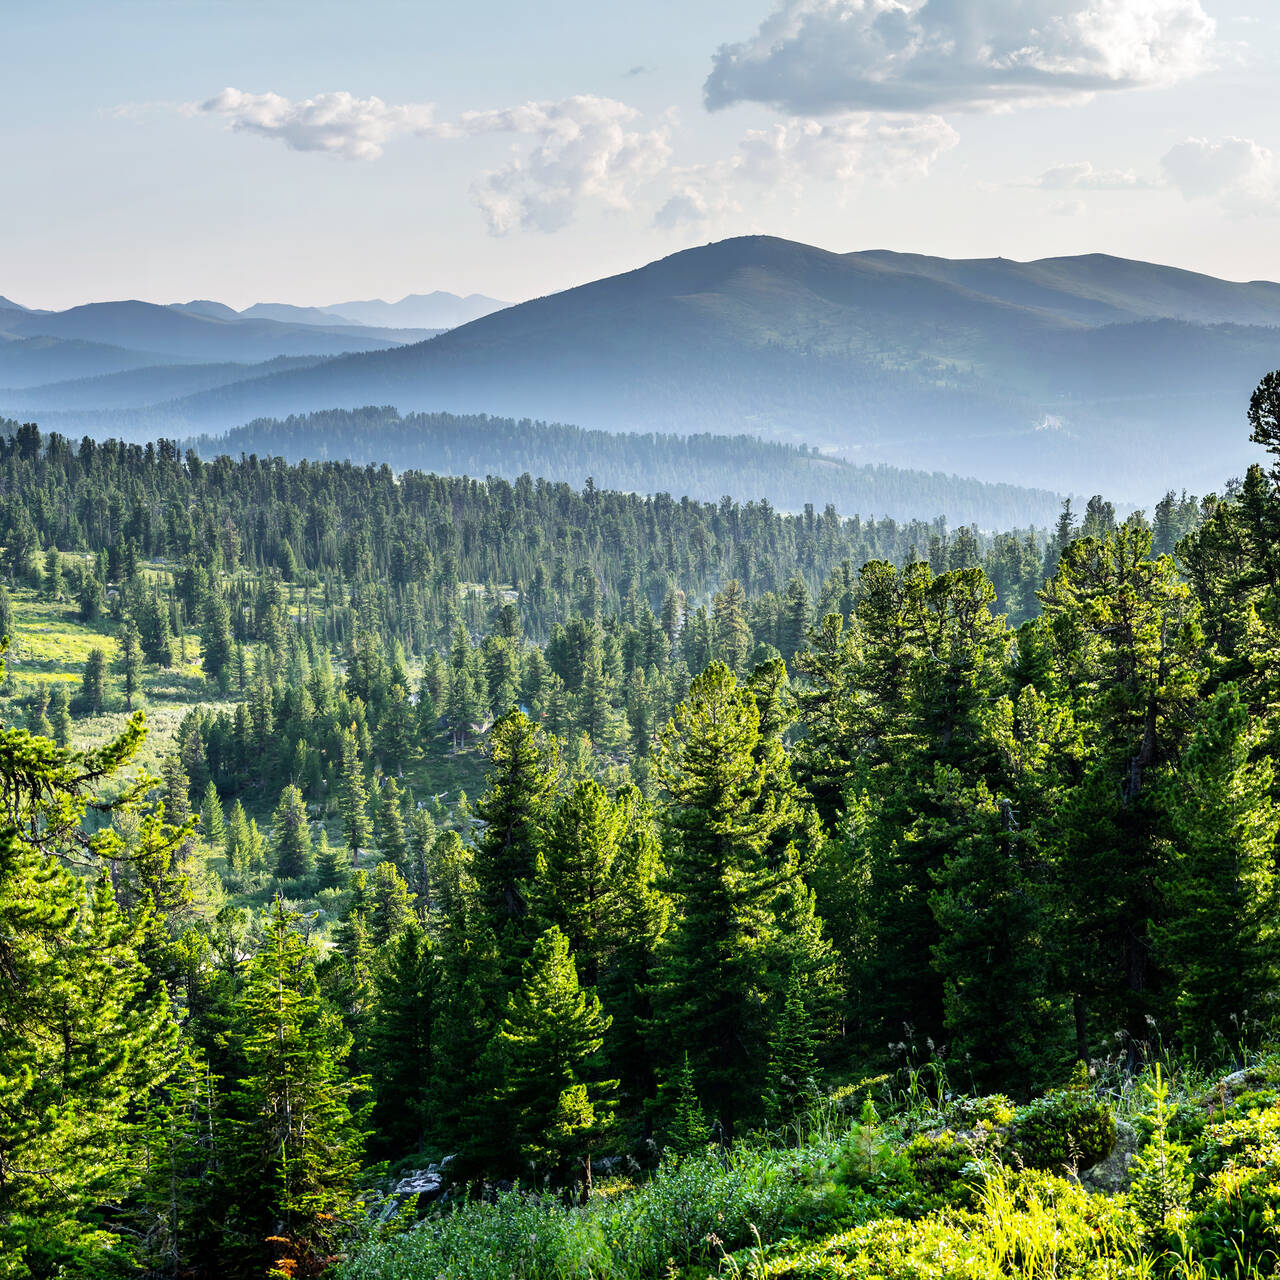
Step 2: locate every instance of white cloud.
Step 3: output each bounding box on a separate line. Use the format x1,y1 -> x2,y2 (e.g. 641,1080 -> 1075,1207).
196,89 -> 670,233
656,111 -> 956,230
1160,135 -> 1279,212
200,88 -> 440,160
735,113 -> 957,187
456,96 -> 673,234
654,183 -> 743,231
704,0 -> 1216,115
1025,161 -> 1152,189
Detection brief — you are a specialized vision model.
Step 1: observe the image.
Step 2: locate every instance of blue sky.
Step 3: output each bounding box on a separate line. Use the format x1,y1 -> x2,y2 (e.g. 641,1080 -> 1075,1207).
3,0 -> 1279,309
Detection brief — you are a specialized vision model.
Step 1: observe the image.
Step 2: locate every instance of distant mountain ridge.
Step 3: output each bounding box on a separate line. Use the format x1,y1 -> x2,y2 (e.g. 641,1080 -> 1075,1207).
75,235 -> 1274,496
4,238 -> 1276,497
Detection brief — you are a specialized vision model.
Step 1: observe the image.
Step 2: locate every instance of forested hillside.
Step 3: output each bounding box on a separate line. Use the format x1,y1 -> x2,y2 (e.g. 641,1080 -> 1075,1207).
0,376 -> 1277,1280
184,406 -> 1067,527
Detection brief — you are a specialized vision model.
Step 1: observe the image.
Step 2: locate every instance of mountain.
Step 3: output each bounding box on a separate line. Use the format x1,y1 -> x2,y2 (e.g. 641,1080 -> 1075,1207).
182,406 -> 1065,528
326,291 -> 508,328
238,302 -> 360,326
0,354 -> 329,412
169,300 -> 240,321
0,334 -> 205,389
0,300 -> 440,370
0,296 -> 31,313
111,237 -> 1276,496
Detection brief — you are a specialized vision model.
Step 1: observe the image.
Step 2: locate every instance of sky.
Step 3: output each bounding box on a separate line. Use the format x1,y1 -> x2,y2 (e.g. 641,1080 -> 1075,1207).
3,0 -> 1280,310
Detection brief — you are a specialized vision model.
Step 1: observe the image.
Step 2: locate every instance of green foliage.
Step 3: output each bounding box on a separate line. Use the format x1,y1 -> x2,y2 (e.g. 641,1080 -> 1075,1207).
491,925 -> 618,1182
1013,1088 -> 1116,1172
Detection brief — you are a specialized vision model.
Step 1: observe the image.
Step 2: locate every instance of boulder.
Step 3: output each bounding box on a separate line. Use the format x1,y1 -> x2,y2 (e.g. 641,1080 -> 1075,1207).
1080,1120 -> 1139,1194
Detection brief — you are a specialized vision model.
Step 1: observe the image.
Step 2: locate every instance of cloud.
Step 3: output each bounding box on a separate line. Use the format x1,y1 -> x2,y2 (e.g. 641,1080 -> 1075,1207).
1025,160 -> 1152,189
200,88 -> 440,159
1160,135 -> 1278,211
655,111 -> 956,229
735,113 -> 957,186
456,96 -> 673,234
704,0 -> 1216,115
654,183 -> 742,231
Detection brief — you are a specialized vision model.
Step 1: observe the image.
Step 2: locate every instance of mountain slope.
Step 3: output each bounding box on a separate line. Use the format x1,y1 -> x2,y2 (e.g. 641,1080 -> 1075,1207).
0,334 -> 205,388
0,354 -> 329,412
328,291 -> 508,328
1,300 -> 436,362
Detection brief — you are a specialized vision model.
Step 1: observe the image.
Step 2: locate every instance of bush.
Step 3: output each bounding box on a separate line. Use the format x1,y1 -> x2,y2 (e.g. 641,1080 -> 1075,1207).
341,1146 -> 805,1280
1186,1103 -> 1280,1275
1012,1090 -> 1115,1171
943,1095 -> 1015,1132
904,1131 -> 986,1210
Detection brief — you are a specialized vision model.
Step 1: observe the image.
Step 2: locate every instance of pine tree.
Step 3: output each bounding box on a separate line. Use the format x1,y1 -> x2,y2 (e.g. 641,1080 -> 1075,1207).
338,727 -> 372,864
200,779 -> 226,848
368,860 -> 414,947
118,619 -> 143,709
712,579 -> 750,673
763,969 -> 820,1126
224,900 -> 367,1277
0,651 -> 177,1271
272,783 -> 313,881
81,646 -> 107,714
1155,687 -> 1280,1048
527,778 -> 627,987
492,926 -> 617,1184
651,661 -> 822,1133
314,828 -> 347,892
47,683 -> 72,747
367,921 -> 434,1159
375,776 -> 408,869
471,710 -> 559,952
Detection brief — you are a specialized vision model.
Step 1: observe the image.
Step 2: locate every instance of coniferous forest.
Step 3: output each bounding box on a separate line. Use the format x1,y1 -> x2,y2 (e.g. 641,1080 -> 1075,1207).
2,376 -> 1280,1280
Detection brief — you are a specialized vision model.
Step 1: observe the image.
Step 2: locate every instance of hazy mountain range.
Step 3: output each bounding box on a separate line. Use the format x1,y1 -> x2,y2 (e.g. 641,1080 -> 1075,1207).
4,237 -> 1277,498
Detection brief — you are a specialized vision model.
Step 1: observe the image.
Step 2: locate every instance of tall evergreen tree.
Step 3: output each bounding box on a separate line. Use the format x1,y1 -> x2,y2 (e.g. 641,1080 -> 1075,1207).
272,783 -> 313,880
492,926 -> 617,1185
338,728 -> 372,865
224,901 -> 367,1278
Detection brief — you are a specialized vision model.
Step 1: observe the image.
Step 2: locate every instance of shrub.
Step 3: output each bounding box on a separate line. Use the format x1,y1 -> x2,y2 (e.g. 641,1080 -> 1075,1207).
944,1094 -> 1015,1132
1012,1090 -> 1115,1172
1186,1103 -> 1280,1275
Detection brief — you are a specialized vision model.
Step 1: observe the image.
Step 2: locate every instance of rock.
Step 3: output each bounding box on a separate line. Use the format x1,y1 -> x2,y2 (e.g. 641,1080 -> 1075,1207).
1080,1120 -> 1139,1194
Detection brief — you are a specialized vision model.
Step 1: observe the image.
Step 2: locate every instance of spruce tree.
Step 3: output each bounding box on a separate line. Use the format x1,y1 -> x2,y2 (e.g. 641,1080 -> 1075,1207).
659,1052 -> 711,1155
338,727 -> 372,864
367,921 -> 434,1159
1155,687 -> 1280,1048
314,827 -> 348,892
118,619 -> 143,710
224,900 -> 367,1277
81,646 -> 107,714
368,860 -> 414,947
527,778 -> 627,987
200,779 -> 226,848
272,783 -> 313,880
47,683 -> 72,747
651,661 -> 820,1132
375,776 -> 408,869
492,926 -> 617,1184
471,709 -> 559,954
